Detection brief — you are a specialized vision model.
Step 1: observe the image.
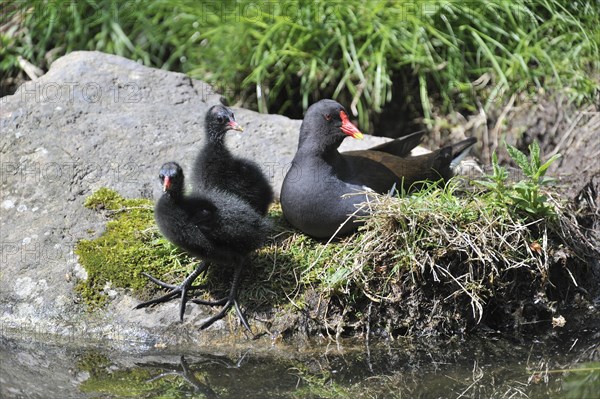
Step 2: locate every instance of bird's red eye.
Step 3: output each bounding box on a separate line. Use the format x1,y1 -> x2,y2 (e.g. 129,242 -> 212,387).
324,113 -> 332,121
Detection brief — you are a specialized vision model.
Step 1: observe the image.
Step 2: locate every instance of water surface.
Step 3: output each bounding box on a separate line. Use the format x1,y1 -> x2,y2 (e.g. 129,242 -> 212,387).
1,331 -> 598,398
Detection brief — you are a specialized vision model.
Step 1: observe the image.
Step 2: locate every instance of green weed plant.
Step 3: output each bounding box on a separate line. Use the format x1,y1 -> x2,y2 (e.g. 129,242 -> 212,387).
476,141 -> 561,220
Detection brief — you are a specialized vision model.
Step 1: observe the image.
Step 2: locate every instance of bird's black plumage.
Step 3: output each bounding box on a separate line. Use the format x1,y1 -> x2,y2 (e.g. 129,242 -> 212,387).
155,162 -> 268,261
135,162 -> 270,330
192,104 -> 274,215
281,99 -> 476,239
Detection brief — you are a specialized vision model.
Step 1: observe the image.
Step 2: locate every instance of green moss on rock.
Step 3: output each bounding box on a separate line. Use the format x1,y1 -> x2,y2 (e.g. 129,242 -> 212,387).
83,187 -> 126,211
75,188 -> 196,308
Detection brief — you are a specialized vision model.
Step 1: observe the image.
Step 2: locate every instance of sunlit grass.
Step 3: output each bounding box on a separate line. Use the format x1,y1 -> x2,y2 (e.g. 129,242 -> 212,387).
3,0 -> 599,130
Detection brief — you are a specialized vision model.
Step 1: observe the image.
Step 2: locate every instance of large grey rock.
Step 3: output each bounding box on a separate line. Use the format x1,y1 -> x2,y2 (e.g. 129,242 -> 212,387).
0,51 -> 393,346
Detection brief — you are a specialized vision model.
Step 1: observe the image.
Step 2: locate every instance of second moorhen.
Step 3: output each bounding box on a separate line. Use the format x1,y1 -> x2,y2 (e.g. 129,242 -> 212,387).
135,162 -> 270,331
280,99 -> 476,238
192,104 -> 274,215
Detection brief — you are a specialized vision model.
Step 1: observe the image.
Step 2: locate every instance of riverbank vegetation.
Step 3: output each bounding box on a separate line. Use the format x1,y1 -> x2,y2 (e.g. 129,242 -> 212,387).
3,0 -> 599,131
75,142 -> 599,339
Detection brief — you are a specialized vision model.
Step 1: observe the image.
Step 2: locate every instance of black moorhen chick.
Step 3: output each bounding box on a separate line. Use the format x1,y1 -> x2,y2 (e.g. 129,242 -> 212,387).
280,99 -> 476,239
192,104 -> 274,215
135,162 -> 270,331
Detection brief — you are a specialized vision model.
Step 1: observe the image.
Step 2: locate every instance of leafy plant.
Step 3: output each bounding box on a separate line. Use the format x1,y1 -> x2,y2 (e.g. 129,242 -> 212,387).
475,151 -> 509,204
476,141 -> 561,220
506,141 -> 561,218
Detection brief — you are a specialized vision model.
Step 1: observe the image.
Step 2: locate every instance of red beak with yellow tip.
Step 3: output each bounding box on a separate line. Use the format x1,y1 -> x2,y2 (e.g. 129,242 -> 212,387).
228,120 -> 244,132
340,111 -> 363,139
163,176 -> 171,192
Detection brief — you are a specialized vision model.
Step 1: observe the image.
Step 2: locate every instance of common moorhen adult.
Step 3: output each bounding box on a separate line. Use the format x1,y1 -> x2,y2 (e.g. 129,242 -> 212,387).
135,162 -> 270,331
280,99 -> 476,238
192,104 -> 274,215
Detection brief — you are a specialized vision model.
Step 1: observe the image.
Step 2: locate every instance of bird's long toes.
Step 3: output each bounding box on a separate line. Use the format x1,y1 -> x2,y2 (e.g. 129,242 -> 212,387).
178,293 -> 189,322
234,298 -> 252,334
199,300 -> 234,330
141,272 -> 179,290
190,297 -> 228,307
134,289 -> 180,309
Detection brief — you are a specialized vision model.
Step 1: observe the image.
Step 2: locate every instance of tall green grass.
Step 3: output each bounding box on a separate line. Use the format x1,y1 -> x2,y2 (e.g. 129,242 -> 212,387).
4,0 -> 599,130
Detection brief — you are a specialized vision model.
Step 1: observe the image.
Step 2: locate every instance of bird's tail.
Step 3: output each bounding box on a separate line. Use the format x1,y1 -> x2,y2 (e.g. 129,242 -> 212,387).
368,130 -> 426,157
450,138 -> 477,169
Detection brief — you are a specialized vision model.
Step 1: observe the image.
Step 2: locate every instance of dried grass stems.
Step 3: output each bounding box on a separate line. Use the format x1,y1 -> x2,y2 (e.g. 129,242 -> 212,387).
302,177 -> 599,338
